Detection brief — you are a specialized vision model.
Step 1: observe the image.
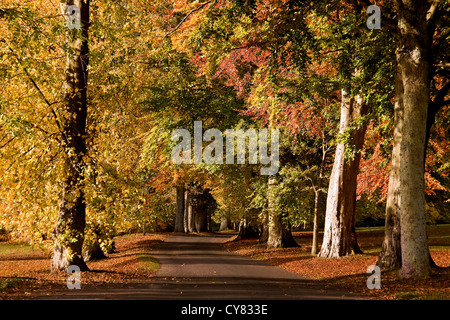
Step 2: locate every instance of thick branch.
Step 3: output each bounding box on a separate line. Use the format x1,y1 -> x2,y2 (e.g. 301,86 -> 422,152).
427,0 -> 441,22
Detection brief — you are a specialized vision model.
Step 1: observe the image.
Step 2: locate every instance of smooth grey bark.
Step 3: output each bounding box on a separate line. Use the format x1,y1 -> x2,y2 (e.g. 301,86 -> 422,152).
396,0 -> 431,279
378,1 -> 446,273
52,0 -> 90,272
219,216 -> 231,231
184,188 -> 194,233
377,66 -> 403,270
318,90 -> 367,258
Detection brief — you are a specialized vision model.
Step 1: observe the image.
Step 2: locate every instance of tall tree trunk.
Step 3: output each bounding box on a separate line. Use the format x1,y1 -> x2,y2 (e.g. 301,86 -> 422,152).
52,0 -> 90,272
193,198 -> 207,232
318,90 -> 367,258
267,177 -> 299,248
311,189 -> 321,255
311,144 -> 327,255
190,188 -> 211,233
184,188 -> 194,233
396,0 -> 431,279
259,211 -> 269,243
174,186 -> 185,232
206,208 -> 211,232
219,216 -> 230,231
377,66 -> 403,270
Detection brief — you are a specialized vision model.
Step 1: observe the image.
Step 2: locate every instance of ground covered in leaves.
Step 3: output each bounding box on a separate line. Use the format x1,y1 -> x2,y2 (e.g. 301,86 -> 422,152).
222,225 -> 450,300
0,233 -> 167,299
0,226 -> 449,300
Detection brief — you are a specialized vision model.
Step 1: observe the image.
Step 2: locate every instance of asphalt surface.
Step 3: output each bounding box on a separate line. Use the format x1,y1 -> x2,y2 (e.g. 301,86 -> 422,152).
32,234 -> 357,300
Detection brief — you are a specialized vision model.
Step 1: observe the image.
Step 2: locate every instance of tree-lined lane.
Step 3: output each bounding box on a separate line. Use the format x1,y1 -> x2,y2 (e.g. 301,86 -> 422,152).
34,234 -> 357,300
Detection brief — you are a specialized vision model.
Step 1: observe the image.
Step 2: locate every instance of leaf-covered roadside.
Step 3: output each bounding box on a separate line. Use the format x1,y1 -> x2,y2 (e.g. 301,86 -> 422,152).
0,233 -> 166,299
222,226 -> 450,300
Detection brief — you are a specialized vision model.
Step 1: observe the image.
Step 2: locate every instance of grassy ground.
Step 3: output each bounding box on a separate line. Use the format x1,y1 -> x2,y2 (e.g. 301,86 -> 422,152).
222,224 -> 450,300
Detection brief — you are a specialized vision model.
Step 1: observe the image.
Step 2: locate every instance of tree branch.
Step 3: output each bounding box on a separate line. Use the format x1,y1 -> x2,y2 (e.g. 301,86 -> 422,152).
434,63 -> 450,69
427,0 -> 441,22
3,40 -> 63,137
162,1 -> 212,41
0,136 -> 16,149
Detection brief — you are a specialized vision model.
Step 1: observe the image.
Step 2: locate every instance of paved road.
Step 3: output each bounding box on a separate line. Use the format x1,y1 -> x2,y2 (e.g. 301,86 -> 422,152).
33,234 -> 356,300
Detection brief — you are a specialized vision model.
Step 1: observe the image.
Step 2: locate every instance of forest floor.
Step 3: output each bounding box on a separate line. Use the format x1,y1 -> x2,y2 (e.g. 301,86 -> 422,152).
0,233 -> 168,299
0,225 -> 448,300
222,224 -> 450,300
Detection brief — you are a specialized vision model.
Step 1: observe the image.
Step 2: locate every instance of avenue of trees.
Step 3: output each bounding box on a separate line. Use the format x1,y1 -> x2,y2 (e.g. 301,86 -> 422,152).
0,0 -> 448,279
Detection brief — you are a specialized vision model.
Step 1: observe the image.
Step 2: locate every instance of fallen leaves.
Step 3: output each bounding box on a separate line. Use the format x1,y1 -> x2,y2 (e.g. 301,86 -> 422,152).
223,228 -> 450,300
0,233 -> 167,299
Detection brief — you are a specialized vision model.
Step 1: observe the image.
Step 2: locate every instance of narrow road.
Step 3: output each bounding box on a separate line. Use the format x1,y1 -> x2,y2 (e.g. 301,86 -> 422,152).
34,234 -> 356,300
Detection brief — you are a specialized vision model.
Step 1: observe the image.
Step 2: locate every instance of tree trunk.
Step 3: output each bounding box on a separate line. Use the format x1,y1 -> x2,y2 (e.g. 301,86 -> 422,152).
174,186 -> 185,232
311,144 -> 327,255
52,0 -> 90,272
184,189 -> 194,233
318,90 -> 367,258
377,66 -> 403,270
83,237 -> 106,262
311,189 -> 321,255
237,218 -> 259,239
219,216 -> 230,231
183,186 -> 213,233
259,211 -> 269,243
267,177 -> 299,248
396,0 -> 431,279
191,190 -> 209,233
193,200 -> 207,232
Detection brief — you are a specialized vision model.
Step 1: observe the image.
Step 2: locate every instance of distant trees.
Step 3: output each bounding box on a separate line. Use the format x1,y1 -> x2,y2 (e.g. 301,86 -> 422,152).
176,184 -> 215,233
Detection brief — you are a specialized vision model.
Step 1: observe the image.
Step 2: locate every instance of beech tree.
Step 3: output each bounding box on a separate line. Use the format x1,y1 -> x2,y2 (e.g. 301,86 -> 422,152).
374,0 -> 449,278
318,91 -> 368,257
52,0 -> 91,271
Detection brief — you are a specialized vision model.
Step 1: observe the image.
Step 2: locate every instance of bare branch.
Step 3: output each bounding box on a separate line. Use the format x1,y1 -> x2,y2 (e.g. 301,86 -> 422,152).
434,63 -> 450,69
162,1 -> 212,41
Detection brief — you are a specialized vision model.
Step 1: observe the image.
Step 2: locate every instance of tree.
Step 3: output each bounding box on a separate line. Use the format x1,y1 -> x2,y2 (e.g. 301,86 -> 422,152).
318,90 -> 368,257
394,0 -> 432,279
52,0 -> 90,271
266,176 -> 299,248
376,0 -> 449,278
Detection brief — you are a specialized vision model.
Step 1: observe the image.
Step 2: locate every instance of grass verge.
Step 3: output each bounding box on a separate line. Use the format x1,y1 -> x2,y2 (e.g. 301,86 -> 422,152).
137,254 -> 160,272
